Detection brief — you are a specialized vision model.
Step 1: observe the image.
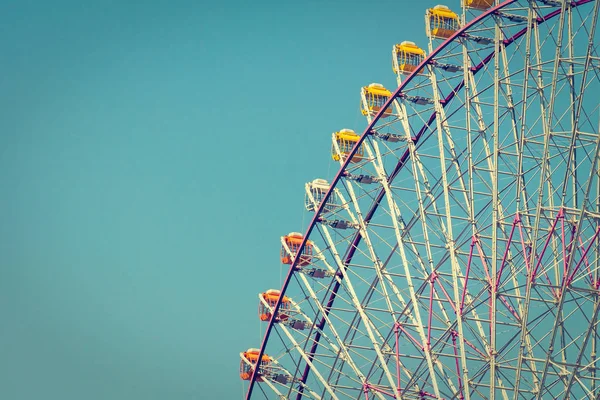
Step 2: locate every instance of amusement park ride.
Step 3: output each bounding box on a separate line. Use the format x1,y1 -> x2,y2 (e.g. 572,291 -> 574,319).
240,0 -> 600,398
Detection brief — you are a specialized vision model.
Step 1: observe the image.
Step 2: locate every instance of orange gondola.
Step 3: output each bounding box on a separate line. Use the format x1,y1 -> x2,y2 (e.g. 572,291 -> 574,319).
240,348 -> 271,381
259,289 -> 292,322
281,232 -> 313,266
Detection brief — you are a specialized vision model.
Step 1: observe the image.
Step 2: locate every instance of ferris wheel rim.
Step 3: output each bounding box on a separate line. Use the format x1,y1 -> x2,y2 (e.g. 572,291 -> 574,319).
245,0 -> 596,398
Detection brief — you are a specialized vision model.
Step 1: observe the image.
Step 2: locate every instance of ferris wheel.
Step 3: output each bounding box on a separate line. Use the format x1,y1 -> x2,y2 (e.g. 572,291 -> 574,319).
240,0 -> 600,398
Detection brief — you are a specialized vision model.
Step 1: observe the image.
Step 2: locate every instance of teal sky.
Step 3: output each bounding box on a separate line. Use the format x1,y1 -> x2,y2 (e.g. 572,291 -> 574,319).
1,1 -> 443,398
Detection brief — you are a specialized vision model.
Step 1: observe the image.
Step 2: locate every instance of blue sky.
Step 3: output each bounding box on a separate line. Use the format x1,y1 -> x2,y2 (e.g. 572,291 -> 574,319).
0,1 -> 444,398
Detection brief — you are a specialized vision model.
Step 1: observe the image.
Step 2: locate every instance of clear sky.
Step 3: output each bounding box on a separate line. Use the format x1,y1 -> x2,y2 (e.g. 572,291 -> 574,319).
1,0 -> 445,398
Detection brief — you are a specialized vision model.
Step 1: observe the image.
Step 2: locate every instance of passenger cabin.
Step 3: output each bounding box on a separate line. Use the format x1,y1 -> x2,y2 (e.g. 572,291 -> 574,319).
426,5 -> 460,39
240,348 -> 271,381
332,129 -> 364,163
259,289 -> 292,322
305,178 -> 337,212
393,41 -> 426,75
463,0 -> 493,10
361,83 -> 393,118
281,232 -> 313,266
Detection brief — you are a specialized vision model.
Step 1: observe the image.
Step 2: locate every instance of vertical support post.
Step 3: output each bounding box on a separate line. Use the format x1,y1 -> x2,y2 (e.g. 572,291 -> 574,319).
517,219 -> 531,276
460,236 -> 477,313
531,209 -> 563,282
428,275 -> 435,350
496,215 -> 519,291
395,323 -> 401,392
567,227 -> 600,285
452,332 -> 464,400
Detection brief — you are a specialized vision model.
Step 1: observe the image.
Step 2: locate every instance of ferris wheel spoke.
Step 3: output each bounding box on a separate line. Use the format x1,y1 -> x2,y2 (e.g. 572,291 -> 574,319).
458,7 -> 544,397
558,3 -> 600,209
292,275 -> 367,398
337,284 -> 422,400
397,100 -> 500,397
390,14 -> 536,396
274,226 -> 378,398
365,105 -> 468,398
331,122 -> 459,397
269,303 -> 342,399
533,124 -> 600,397
324,219 -> 440,393
399,143 -> 459,397
375,150 -> 468,398
309,175 -> 409,397
427,34 -> 491,398
507,1 -> 600,398
275,264 -> 375,397
338,177 -> 417,398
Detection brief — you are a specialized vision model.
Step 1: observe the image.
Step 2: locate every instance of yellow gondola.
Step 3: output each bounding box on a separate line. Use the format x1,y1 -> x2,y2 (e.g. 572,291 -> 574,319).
361,83 -> 393,118
463,0 -> 494,10
426,5 -> 460,39
393,41 -> 426,75
332,129 -> 363,163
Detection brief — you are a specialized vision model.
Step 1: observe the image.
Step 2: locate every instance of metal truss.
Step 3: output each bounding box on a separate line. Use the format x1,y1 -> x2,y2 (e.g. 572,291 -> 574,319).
244,0 -> 600,399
